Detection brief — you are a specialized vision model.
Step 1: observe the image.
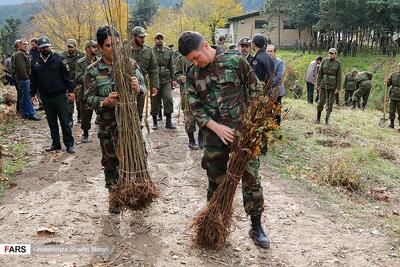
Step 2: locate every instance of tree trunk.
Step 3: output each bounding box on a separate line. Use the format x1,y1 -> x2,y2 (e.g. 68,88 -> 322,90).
277,15 -> 281,50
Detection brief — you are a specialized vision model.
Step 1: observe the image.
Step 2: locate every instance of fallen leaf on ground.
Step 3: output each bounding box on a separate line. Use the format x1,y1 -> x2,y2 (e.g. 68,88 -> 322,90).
51,152 -> 63,162
153,143 -> 169,149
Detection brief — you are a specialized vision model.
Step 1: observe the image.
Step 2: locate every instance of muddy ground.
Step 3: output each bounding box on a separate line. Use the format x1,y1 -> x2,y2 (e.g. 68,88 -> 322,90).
0,94 -> 399,266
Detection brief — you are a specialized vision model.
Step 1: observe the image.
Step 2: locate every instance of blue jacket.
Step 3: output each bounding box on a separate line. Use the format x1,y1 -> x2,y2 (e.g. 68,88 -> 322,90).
272,57 -> 285,96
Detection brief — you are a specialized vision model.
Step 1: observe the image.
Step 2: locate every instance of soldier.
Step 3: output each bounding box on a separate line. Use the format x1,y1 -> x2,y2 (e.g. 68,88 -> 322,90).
61,39 -> 85,126
351,41 -> 358,57
30,36 -> 75,154
387,63 -> 400,129
179,31 -> 270,248
343,68 -> 358,106
315,48 -> 342,125
11,39 -> 22,114
217,35 -> 228,51
302,40 -> 307,54
174,52 -> 203,150
294,39 -> 299,53
74,40 -> 98,143
351,71 -> 373,110
308,39 -> 313,54
152,32 -> 177,130
238,37 -> 252,63
251,34 -> 274,84
130,26 -> 159,121
85,26 -> 144,213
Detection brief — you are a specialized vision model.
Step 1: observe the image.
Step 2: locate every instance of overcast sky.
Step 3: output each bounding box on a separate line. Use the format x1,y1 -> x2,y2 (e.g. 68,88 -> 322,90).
0,0 -> 30,6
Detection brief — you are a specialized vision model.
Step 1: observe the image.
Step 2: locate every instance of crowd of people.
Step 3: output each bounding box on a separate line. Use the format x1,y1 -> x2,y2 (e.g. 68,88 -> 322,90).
2,25 -> 399,250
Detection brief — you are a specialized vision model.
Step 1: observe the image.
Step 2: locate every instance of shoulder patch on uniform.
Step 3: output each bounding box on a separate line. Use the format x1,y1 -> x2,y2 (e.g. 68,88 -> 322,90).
62,59 -> 70,71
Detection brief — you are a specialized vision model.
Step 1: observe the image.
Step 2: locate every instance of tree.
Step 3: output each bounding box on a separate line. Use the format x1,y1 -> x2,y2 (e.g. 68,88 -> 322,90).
31,0 -> 128,50
286,0 -> 319,43
262,0 -> 290,49
130,0 -> 159,28
0,17 -> 22,56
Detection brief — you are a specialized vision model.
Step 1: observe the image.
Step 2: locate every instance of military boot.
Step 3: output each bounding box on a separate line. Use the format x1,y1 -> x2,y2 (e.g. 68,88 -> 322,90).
351,101 -> 357,109
198,128 -> 204,149
249,215 -> 270,248
389,119 -> 395,129
325,112 -> 331,125
81,130 -> 89,143
314,110 -> 321,124
187,132 -> 199,150
165,114 -> 177,129
152,116 -> 158,130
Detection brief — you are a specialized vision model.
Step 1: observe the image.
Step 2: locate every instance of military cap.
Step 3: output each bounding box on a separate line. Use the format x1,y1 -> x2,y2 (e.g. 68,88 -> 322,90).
238,37 -> 251,45
252,34 -> 266,48
38,36 -> 51,48
154,32 -> 164,38
132,26 -> 147,37
67,39 -> 77,47
328,48 -> 337,54
351,67 -> 358,73
85,40 -> 97,49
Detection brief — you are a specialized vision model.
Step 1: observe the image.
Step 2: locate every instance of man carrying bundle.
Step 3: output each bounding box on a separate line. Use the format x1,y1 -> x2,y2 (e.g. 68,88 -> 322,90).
84,26 -> 144,213
178,31 -> 270,248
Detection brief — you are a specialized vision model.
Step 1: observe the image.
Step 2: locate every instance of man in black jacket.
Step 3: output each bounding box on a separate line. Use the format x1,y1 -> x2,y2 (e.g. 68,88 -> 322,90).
251,34 -> 274,92
30,36 -> 75,154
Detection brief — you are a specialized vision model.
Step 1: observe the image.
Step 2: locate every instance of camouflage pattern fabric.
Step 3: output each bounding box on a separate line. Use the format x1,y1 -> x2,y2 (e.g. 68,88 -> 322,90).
387,72 -> 400,120
186,48 -> 264,216
352,71 -> 373,106
343,72 -> 357,104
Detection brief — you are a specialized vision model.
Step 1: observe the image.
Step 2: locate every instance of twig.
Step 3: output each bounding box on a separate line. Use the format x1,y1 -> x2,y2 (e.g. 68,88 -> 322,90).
105,245 -> 127,267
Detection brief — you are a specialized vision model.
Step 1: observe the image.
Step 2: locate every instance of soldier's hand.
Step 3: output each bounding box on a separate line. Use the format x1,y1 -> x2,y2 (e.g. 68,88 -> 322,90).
334,89 -> 339,95
102,92 -> 119,107
31,96 -> 39,106
151,88 -> 158,96
179,75 -> 186,84
172,80 -> 178,88
317,86 -> 321,92
206,120 -> 234,145
67,93 -> 75,101
130,76 -> 140,95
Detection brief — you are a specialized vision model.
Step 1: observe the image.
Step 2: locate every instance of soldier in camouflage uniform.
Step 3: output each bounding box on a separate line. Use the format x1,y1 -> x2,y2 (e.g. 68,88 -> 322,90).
178,31 -> 270,249
174,52 -> 203,150
151,33 -> 177,130
85,26 -> 145,213
351,71 -> 373,110
343,68 -> 358,106
386,63 -> 400,129
62,39 -> 85,126
315,48 -> 342,124
75,40 -> 98,143
217,35 -> 228,51
130,26 -> 159,121
238,37 -> 253,63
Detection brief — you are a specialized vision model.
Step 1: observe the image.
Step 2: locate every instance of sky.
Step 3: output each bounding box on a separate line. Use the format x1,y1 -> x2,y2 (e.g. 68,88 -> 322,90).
0,0 -> 31,6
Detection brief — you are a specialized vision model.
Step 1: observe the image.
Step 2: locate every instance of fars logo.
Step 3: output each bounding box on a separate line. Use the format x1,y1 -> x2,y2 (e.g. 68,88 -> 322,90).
0,244 -> 31,255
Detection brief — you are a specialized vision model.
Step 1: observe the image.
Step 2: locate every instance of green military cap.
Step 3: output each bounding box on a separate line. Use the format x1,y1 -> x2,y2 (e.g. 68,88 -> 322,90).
38,36 -> 51,48
351,67 -> 358,73
154,32 -> 164,38
132,26 -> 147,37
328,48 -> 337,54
67,39 -> 77,47
85,40 -> 97,49
238,37 -> 251,45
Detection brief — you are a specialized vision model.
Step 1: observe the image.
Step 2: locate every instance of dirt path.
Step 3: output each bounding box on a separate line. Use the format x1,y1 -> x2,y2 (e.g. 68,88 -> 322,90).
0,103 -> 399,266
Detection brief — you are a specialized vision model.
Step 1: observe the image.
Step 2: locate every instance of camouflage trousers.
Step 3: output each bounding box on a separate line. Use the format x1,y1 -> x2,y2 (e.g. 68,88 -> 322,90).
352,87 -> 371,107
151,82 -> 173,117
98,127 -> 119,189
317,88 -> 336,113
201,127 -> 264,216
344,90 -> 355,105
389,99 -> 400,121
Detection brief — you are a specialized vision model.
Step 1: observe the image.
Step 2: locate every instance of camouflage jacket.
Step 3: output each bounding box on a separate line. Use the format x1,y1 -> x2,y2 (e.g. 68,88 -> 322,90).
75,55 -> 98,87
343,72 -> 356,91
387,72 -> 400,100
317,58 -> 342,90
84,57 -> 146,131
153,45 -> 175,84
355,71 -> 373,91
186,48 -> 260,128
131,44 -> 159,89
61,50 -> 85,81
174,53 -> 192,86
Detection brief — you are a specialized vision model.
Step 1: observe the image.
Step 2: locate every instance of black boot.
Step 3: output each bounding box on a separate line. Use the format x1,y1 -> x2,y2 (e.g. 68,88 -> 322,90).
325,112 -> 330,125
198,128 -> 204,149
389,119 -> 394,129
187,132 -> 199,150
351,101 -> 356,109
152,115 -> 158,130
81,130 -> 89,143
314,110 -> 321,124
165,114 -> 176,129
249,215 -> 270,248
